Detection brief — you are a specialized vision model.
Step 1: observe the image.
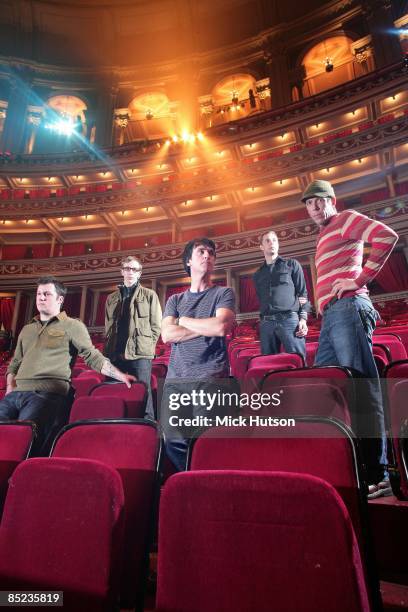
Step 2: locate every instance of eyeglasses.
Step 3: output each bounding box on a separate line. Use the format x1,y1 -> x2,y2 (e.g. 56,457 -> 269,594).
122,267 -> 142,273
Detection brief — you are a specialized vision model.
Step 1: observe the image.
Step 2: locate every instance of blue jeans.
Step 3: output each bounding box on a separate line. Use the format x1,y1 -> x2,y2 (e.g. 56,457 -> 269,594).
0,390 -> 69,455
315,295 -> 386,482
112,358 -> 154,419
260,313 -> 306,360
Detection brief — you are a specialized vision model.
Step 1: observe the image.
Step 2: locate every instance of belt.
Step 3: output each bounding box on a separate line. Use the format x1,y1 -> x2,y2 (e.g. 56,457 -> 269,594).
323,297 -> 338,312
262,312 -> 294,321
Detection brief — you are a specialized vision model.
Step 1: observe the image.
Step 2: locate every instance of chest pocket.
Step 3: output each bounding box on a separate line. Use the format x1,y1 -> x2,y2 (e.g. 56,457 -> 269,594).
44,329 -> 66,348
135,300 -> 152,337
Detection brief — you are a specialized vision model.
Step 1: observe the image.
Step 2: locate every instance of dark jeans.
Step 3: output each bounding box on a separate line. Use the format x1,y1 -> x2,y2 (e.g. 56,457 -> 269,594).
315,295 -> 386,483
0,390 -> 69,456
260,313 -> 306,360
112,358 -> 154,419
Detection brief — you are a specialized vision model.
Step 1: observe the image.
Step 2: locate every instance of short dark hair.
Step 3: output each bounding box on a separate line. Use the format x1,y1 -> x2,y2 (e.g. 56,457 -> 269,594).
36,276 -> 67,300
182,238 -> 216,276
259,229 -> 278,244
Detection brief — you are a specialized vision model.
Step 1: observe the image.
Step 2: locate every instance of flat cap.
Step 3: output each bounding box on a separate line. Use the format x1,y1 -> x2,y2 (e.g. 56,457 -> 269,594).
301,179 -> 335,202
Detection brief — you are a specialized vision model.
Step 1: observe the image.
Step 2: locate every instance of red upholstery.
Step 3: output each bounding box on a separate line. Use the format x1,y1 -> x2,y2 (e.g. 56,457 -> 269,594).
72,374 -> 104,398
246,381 -> 352,425
69,396 -> 127,423
373,335 -> 407,362
388,381 -> 408,499
152,362 -> 168,379
51,420 -> 161,608
384,359 -> 408,379
231,347 -> 261,378
248,352 -> 304,371
156,470 -> 370,612
89,382 -> 147,418
0,457 -> 124,612
229,342 -> 260,375
0,422 -> 34,514
305,341 -> 319,367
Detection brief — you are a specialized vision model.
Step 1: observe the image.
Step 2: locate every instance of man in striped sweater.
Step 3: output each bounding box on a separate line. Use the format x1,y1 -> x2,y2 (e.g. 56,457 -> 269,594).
302,179 -> 398,497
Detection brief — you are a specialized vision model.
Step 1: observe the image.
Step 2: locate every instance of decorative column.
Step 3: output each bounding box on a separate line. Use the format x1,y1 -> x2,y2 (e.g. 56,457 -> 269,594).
10,291 -> 22,338
91,289 -> 100,326
94,82 -> 119,147
158,284 -> 167,313
113,108 -> 130,146
25,106 -> 44,154
308,255 -> 318,312
262,37 -> 292,109
362,0 -> 403,69
1,69 -> 33,153
79,286 -> 87,322
351,36 -> 375,74
151,278 -> 158,293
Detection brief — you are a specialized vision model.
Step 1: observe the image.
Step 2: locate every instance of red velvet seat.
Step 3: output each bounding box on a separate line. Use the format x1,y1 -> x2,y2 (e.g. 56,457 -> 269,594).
156,470 -> 371,612
69,396 -> 127,423
187,417 -> 379,609
0,421 -> 35,515
89,381 -> 147,418
0,457 -> 124,612
373,335 -> 407,362
152,362 -> 168,379
305,341 -> 319,366
388,381 -> 408,500
51,419 -> 162,609
72,373 -> 104,398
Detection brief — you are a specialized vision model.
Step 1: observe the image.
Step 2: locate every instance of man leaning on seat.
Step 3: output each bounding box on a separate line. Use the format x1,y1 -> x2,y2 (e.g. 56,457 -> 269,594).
0,276 -> 135,455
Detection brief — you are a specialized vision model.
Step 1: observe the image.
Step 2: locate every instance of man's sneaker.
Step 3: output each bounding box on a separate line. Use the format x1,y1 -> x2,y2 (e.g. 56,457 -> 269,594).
367,479 -> 393,499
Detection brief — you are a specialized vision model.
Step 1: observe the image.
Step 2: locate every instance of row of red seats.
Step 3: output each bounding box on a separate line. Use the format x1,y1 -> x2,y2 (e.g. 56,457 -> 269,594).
1,416 -> 407,610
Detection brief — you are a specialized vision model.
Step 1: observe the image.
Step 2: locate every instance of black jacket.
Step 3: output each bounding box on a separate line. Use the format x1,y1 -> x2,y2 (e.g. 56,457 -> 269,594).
253,257 -> 308,318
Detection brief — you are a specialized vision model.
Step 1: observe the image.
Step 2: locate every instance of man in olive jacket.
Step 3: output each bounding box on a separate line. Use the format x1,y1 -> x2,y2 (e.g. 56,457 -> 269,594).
105,255 -> 162,418
1,276 -> 135,455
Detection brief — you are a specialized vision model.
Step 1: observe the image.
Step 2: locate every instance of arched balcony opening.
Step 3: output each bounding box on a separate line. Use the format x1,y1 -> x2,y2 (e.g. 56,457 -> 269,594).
32,95 -> 88,154
300,35 -> 366,98
203,73 -> 259,128
114,92 -> 173,144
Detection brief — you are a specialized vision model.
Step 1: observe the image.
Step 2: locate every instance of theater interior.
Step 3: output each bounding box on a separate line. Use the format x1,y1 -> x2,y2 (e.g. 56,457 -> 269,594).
0,0 -> 408,610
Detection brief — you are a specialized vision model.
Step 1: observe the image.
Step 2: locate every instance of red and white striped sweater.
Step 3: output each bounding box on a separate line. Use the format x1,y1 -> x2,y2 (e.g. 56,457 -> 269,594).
315,210 -> 398,314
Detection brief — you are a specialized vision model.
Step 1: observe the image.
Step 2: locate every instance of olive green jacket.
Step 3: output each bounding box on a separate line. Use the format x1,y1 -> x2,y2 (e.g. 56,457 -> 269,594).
7,311 -> 107,395
104,284 -> 162,360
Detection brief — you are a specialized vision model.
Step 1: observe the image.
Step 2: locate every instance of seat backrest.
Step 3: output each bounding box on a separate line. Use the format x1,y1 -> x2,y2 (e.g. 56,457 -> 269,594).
0,422 -> 35,514
0,457 -> 124,612
72,374 -> 103,398
388,380 -> 408,500
69,396 -> 127,423
51,419 -> 162,608
373,335 -> 407,361
152,362 -> 168,379
248,352 -> 304,371
89,382 -> 147,418
384,359 -> 408,379
305,341 -> 319,367
156,470 -> 370,612
372,342 -> 391,363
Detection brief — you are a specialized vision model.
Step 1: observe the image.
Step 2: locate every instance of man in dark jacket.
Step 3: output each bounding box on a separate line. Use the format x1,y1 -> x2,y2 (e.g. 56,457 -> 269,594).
253,230 -> 308,359
105,255 -> 162,418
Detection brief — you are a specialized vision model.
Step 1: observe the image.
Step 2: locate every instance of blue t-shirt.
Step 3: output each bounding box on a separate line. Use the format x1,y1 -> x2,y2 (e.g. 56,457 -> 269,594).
163,285 -> 235,379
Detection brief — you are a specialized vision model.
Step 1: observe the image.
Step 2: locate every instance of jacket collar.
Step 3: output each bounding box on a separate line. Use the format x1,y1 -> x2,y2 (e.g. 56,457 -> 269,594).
32,310 -> 68,323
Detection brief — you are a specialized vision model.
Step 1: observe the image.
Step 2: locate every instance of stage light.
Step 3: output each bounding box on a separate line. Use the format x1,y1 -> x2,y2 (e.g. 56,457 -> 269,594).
145,109 -> 154,120
44,116 -> 76,136
197,132 -> 204,141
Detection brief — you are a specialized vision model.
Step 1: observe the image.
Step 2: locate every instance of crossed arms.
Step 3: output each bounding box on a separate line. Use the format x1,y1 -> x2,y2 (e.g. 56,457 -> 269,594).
161,308 -> 235,344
